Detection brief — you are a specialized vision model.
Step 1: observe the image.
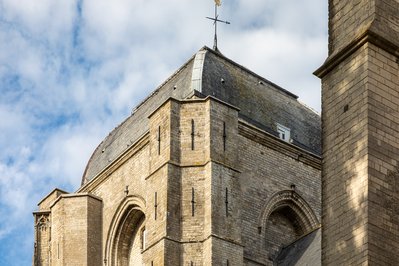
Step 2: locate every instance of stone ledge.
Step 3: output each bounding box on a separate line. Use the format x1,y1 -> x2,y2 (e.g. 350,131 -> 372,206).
238,119 -> 321,170
314,29 -> 399,78
50,192 -> 102,209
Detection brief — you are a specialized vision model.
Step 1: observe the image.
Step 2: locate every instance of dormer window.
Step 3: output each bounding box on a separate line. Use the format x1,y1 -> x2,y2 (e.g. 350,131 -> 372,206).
277,123 -> 291,142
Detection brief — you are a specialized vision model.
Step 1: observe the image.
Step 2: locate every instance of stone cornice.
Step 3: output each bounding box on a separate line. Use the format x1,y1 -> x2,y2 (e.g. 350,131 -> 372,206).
314,29 -> 399,78
238,119 -> 321,170
143,233 -> 243,254
32,210 -> 51,216
50,192 -> 102,209
145,159 -> 241,181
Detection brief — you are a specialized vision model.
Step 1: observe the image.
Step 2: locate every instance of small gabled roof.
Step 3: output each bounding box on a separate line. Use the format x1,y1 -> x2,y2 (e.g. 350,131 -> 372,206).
37,188 -> 69,210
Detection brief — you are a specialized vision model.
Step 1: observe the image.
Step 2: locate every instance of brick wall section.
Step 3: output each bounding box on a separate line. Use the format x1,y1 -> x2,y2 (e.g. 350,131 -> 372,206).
180,166 -> 206,240
143,240 -> 164,266
328,0 -> 399,58
148,99 -> 182,265
207,99 -> 243,265
238,130 -> 321,265
208,98 -> 239,167
145,166 -> 168,250
328,0 -> 374,56
128,217 -> 145,265
149,100 -> 175,172
209,163 -> 241,245
50,194 -> 102,266
178,100 -> 210,165
367,43 -> 399,264
209,237 -> 244,266
87,196 -> 103,266
316,0 -> 399,265
321,42 -> 399,265
181,242 -> 203,265
50,200 -> 64,266
321,45 -> 369,265
163,240 -> 180,265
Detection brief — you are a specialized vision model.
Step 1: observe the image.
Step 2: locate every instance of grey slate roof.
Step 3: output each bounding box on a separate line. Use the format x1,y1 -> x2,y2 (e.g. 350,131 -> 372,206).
81,46 -> 321,185
275,229 -> 321,266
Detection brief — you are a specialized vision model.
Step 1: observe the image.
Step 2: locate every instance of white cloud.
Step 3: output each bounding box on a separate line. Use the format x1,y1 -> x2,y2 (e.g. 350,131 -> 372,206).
39,123 -> 106,188
0,0 -> 78,43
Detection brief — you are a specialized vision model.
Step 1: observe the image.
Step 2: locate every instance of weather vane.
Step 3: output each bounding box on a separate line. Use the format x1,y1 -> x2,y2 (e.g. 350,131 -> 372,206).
206,0 -> 230,52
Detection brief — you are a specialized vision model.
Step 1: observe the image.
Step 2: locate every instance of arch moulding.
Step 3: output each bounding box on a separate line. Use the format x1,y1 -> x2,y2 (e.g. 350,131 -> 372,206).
105,195 -> 146,266
258,189 -> 320,236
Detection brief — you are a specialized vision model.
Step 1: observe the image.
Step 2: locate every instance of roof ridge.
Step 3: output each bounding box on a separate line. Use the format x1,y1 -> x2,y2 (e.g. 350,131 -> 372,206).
204,47 -> 299,99
131,48 -> 206,114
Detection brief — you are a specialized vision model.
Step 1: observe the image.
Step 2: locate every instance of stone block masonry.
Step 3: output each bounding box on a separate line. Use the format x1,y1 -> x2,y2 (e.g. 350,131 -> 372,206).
34,95 -> 321,265
316,0 -> 399,264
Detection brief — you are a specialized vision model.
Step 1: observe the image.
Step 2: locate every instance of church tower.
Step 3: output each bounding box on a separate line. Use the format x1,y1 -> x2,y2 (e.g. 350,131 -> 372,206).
315,0 -> 399,264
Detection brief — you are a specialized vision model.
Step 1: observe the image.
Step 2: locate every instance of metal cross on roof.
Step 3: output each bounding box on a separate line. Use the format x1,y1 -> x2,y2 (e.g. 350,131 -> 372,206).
206,0 -> 230,52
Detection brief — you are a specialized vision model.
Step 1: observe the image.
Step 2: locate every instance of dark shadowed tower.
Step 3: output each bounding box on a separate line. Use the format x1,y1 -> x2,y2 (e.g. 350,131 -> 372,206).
315,0 -> 399,264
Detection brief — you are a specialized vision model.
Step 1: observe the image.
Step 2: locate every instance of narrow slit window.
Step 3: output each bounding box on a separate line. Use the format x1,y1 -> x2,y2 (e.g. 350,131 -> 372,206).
140,227 -> 146,250
157,126 -> 161,155
191,188 -> 195,217
154,192 -> 158,220
191,119 -> 195,150
225,187 -> 229,217
223,122 -> 227,151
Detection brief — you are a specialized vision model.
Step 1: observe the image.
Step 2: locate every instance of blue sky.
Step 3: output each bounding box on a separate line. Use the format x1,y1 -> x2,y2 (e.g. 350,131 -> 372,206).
0,0 -> 327,265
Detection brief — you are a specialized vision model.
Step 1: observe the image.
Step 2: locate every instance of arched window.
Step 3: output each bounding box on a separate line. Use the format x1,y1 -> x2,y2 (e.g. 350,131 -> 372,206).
265,206 -> 306,258
258,190 -> 320,260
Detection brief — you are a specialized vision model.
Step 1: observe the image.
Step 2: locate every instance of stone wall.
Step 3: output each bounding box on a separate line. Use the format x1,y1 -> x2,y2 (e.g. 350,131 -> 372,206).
35,96 -> 321,265
50,194 -> 102,266
238,124 -> 321,265
367,42 -> 399,264
317,0 -> 399,264
320,43 -> 369,265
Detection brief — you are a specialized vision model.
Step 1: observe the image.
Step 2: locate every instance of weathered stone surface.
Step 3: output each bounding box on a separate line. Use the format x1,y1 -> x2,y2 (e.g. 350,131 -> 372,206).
317,0 -> 399,265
